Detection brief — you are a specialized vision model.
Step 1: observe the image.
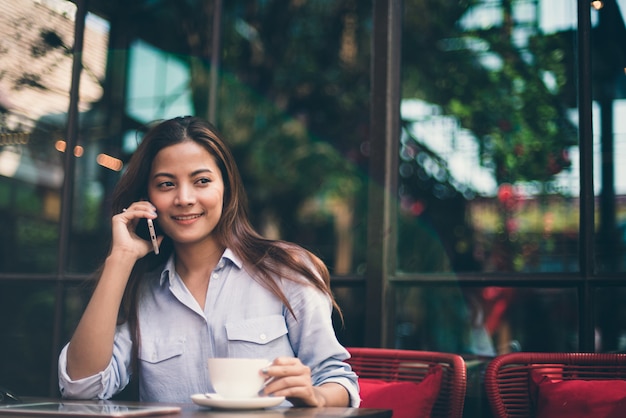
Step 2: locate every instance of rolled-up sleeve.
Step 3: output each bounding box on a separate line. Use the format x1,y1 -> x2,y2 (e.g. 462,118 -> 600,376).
313,357 -> 361,407
284,281 -> 360,407
58,323 -> 133,400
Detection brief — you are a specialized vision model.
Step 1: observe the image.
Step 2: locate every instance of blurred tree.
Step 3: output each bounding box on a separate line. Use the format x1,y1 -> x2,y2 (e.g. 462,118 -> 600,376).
399,0 -> 578,274
215,0 -> 372,270
402,0 -> 576,186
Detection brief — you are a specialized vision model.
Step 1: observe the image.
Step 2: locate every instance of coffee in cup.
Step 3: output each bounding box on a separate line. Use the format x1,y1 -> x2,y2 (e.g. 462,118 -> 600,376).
207,358 -> 270,399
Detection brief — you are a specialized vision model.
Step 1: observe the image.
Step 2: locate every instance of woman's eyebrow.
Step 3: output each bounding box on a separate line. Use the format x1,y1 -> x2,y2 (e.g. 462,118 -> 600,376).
152,168 -> 214,179
151,172 -> 175,179
190,168 -> 214,176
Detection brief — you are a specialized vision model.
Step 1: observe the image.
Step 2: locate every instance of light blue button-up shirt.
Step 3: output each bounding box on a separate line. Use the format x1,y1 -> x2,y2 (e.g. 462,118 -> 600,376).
58,249 -> 359,406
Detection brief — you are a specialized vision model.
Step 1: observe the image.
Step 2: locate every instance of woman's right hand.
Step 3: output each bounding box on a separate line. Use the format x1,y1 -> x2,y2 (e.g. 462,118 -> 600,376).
67,201 -> 162,380
111,201 -> 162,258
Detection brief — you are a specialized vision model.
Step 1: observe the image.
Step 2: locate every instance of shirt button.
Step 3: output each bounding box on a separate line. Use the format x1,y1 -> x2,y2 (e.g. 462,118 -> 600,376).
218,261 -> 225,268
260,333 -> 267,341
212,273 -> 219,279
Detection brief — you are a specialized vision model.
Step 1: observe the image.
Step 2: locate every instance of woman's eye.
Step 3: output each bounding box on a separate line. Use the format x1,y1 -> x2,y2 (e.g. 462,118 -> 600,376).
157,181 -> 175,188
196,177 -> 211,185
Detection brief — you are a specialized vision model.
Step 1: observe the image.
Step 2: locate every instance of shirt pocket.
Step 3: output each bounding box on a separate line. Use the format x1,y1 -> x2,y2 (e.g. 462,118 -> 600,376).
224,315 -> 291,357
138,335 -> 186,364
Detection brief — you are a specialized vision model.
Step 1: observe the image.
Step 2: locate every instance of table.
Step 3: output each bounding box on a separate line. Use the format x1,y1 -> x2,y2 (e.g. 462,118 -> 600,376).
6,399 -> 392,418
179,404 -> 391,417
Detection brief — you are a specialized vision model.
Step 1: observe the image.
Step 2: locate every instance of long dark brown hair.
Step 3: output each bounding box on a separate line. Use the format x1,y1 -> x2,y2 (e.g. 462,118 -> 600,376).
106,116 -> 341,367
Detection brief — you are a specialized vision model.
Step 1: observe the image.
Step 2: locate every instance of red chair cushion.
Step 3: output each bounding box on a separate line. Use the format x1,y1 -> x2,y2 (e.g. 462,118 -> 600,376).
530,370 -> 626,418
358,365 -> 442,418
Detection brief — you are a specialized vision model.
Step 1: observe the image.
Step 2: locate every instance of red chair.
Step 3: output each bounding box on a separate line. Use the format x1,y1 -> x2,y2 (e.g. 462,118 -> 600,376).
484,352 -> 626,418
346,347 -> 467,418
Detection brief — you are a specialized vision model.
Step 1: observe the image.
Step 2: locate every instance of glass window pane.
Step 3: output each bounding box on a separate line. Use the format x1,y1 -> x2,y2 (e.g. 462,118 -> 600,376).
596,287 -> 626,352
395,285 -> 578,355
217,2 -> 372,274
332,285 -> 366,347
0,282 -> 55,396
0,0 -> 78,273
593,0 -> 626,273
126,39 -> 194,124
399,0 -> 580,274
595,100 -> 626,273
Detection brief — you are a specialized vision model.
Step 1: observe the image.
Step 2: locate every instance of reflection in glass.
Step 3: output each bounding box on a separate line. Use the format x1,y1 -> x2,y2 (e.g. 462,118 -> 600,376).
592,0 -> 626,273
596,287 -> 626,353
67,12 -> 111,273
332,285 -> 367,348
0,282 -> 55,396
127,39 -> 194,124
595,100 -> 626,273
0,0 -> 79,273
216,2 -> 372,275
395,285 -> 578,355
399,0 -> 581,274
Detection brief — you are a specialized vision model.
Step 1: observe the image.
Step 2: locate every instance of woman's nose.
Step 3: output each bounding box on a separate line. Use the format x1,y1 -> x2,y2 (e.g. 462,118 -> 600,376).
174,186 -> 196,206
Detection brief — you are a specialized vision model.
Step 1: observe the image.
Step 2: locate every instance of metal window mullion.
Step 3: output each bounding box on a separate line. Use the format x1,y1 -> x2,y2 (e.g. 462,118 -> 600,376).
577,0 -> 595,353
50,0 -> 87,396
366,0 -> 402,348
208,0 -> 223,124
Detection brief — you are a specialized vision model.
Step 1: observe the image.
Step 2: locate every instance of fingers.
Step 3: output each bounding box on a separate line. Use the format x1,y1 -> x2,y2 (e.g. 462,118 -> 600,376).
115,203 -> 158,231
262,357 -> 308,379
118,202 -> 157,219
261,358 -> 318,405
110,201 -> 159,257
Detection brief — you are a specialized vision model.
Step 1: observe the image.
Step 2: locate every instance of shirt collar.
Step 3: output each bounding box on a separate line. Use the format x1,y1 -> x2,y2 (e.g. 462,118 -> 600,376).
159,248 -> 242,286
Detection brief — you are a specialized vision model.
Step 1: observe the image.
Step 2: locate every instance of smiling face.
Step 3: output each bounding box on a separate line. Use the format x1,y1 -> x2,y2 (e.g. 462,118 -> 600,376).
148,140 -> 225,249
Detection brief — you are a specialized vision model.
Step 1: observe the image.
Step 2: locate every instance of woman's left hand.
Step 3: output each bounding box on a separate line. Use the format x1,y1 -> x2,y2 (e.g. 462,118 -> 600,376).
260,357 -> 350,407
260,357 -> 327,407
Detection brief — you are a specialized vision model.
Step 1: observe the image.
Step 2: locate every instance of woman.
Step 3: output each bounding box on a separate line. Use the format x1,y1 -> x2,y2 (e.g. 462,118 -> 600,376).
58,116 -> 359,406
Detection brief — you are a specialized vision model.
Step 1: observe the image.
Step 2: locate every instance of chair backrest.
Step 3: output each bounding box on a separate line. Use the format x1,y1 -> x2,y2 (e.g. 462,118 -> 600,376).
346,347 -> 467,418
484,352 -> 626,418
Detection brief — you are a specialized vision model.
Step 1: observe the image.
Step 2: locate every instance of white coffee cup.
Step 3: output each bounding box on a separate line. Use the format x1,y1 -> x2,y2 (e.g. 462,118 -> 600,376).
207,358 -> 270,399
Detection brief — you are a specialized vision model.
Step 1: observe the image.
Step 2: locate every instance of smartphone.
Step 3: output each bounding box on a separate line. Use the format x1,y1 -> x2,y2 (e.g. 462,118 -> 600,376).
137,217 -> 160,255
146,218 -> 160,255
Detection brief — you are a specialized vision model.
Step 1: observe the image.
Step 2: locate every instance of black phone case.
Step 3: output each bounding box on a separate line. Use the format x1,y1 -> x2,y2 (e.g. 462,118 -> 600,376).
136,218 -> 162,241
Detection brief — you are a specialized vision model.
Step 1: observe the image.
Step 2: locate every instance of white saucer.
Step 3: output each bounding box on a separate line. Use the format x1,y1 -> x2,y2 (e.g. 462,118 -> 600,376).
191,393 -> 286,410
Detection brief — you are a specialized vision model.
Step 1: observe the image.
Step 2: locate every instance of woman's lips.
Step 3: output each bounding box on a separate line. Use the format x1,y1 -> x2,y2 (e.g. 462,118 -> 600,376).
171,213 -> 203,224
172,213 -> 202,221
